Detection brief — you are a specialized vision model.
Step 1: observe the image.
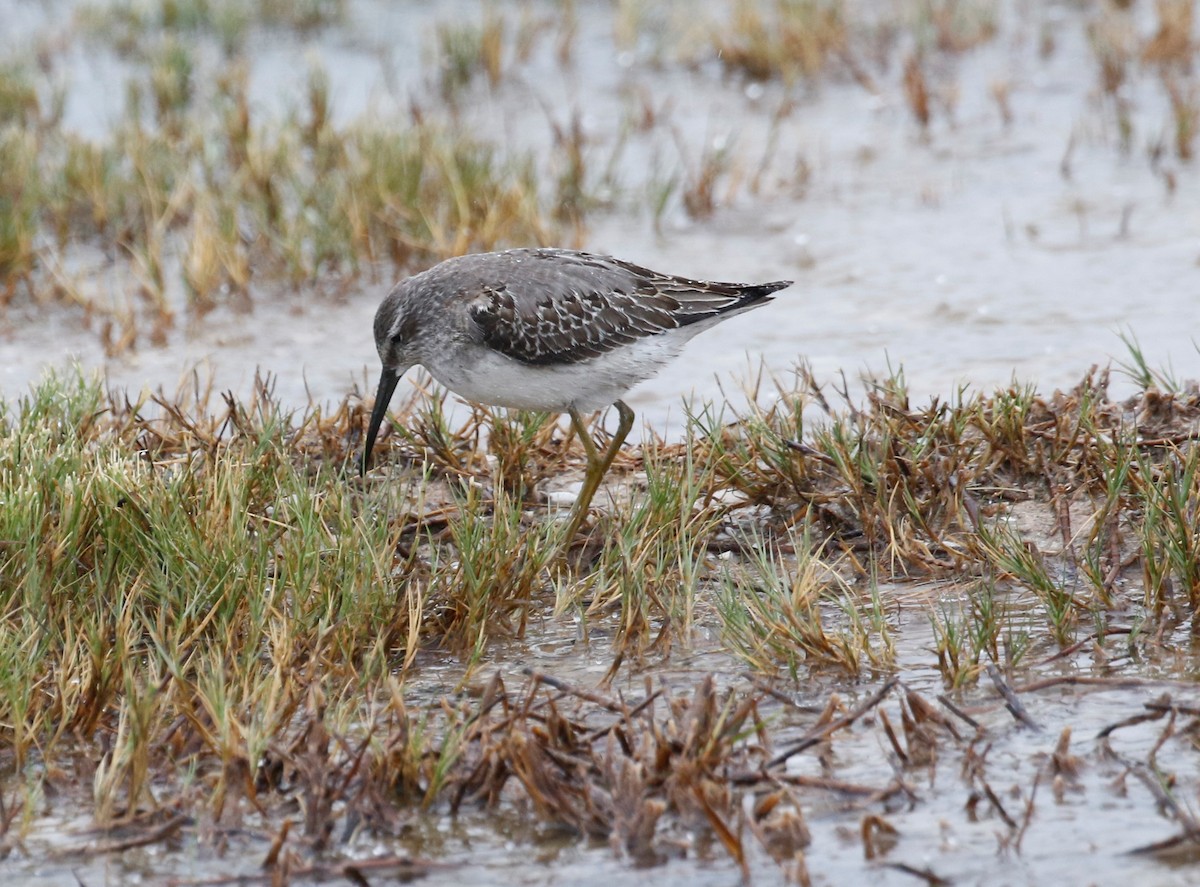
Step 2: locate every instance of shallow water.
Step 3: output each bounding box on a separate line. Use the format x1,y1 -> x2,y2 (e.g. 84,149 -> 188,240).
2,0 -> 1197,431
10,583 -> 1200,886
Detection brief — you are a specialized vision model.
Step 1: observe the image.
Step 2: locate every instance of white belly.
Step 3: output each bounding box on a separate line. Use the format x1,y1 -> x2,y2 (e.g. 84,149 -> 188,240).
422,333 -> 690,413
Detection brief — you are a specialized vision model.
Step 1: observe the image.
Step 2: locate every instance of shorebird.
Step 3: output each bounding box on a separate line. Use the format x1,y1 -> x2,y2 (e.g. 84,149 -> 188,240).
361,248 -> 791,543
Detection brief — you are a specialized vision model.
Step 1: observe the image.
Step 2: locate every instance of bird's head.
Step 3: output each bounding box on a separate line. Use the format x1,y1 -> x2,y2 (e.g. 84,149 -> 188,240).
361,283 -> 419,475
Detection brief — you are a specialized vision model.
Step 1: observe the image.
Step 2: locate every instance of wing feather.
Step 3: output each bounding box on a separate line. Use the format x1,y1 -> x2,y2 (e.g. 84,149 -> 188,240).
459,249 -> 788,366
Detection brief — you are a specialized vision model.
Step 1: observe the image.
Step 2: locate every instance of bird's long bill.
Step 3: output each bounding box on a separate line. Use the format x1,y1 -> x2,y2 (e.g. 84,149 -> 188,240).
361,366 -> 401,475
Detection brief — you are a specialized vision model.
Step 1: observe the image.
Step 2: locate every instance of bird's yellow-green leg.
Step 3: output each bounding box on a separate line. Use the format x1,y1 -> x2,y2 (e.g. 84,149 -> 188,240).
562,400 -> 635,546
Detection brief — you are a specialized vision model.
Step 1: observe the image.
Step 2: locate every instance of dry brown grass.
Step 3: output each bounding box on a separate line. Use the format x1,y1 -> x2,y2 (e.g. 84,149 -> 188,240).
5,356 -> 1200,878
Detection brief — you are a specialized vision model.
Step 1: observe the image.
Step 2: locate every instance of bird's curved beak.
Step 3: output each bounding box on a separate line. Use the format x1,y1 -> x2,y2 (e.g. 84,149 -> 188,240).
361,366 -> 401,475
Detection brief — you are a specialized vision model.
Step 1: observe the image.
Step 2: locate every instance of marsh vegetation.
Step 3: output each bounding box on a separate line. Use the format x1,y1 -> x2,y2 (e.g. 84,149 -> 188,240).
4,354 -> 1200,883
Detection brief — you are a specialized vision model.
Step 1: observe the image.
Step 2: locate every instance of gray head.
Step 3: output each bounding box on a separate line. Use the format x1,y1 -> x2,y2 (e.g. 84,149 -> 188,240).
361,282 -> 420,475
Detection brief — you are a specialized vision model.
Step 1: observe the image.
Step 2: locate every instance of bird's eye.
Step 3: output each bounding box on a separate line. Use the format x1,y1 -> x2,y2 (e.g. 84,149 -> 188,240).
390,315 -> 417,346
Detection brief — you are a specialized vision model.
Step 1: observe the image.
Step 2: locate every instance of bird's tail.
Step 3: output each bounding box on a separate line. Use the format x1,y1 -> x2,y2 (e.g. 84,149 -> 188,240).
670,278 -> 793,327
737,279 -> 793,304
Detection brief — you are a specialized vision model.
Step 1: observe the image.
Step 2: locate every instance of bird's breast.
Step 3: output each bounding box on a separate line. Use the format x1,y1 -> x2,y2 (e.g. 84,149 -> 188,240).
421,332 -> 690,413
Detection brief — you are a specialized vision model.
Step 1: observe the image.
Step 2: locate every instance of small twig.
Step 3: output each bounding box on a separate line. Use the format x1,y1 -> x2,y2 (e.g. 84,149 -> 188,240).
773,774 -> 886,796
261,819 -> 291,869
906,690 -> 963,742
1127,759 -> 1200,838
582,689 -> 662,744
525,669 -> 624,712
783,439 -> 838,466
1014,770 -> 1041,851
745,676 -> 827,713
79,814 -> 189,855
980,777 -> 1018,829
768,677 -> 899,768
1016,675 -> 1199,693
1145,699 -> 1200,718
878,708 -> 910,765
937,694 -> 981,731
987,664 -> 1041,731
1147,706 -> 1178,773
886,862 -> 951,885
1098,696 -> 1170,740
1129,831 -> 1200,857
1032,626 -> 1134,666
